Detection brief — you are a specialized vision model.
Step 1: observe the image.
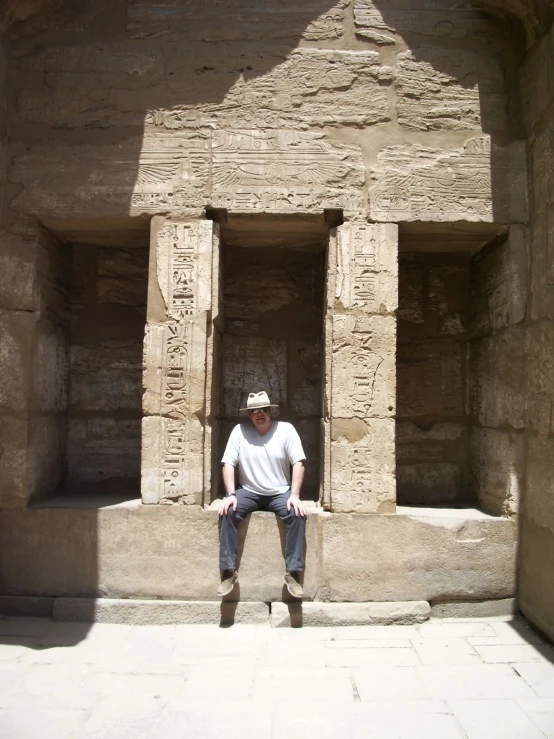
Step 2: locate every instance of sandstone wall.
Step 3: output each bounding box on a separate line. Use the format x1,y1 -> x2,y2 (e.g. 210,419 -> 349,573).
517,23 -> 554,641
66,244 -> 148,490
397,251 -> 471,506
468,227 -> 528,517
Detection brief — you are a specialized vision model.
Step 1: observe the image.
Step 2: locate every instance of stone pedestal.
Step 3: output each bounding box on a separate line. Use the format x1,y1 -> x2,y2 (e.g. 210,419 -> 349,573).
142,217 -> 219,505
324,222 -> 398,513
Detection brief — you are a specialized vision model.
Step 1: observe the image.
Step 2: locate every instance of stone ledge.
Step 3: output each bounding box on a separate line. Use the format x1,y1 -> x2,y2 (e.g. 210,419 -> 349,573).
430,598 -> 517,619
271,601 -> 431,628
52,598 -> 269,626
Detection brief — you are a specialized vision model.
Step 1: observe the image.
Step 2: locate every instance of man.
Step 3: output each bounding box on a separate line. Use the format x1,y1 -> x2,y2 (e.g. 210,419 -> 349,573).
218,390 -> 307,599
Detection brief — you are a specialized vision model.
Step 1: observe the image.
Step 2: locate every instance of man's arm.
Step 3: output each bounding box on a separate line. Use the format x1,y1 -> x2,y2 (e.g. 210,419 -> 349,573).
219,463 -> 238,516
287,461 -> 306,517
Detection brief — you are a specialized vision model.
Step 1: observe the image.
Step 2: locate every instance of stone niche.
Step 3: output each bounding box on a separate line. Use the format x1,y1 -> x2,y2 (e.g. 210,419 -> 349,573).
216,214 -> 327,501
396,222 -> 526,515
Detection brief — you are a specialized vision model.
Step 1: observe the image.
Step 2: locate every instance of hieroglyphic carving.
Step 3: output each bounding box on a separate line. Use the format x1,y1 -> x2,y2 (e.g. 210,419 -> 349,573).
336,223 -> 398,313
370,137 -> 524,222
143,219 -> 215,504
211,129 -> 364,214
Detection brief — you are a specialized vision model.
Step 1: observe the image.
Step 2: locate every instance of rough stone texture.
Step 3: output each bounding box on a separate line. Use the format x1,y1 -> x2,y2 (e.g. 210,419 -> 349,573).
430,598 -> 517,619
320,509 -> 517,603
271,600 -> 430,628
66,244 -> 146,489
369,137 -> 527,223
0,595 -> 54,617
328,223 -> 398,513
0,506 -> 516,605
53,598 -> 269,625
397,251 -> 471,505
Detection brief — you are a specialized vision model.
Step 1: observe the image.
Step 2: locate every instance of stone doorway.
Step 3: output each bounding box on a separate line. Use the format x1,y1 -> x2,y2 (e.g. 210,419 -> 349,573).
395,223 -> 525,517
213,214 -> 329,502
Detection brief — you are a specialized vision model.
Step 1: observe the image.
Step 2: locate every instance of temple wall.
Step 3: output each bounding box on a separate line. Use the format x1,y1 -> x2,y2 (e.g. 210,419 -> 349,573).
517,23 -> 554,641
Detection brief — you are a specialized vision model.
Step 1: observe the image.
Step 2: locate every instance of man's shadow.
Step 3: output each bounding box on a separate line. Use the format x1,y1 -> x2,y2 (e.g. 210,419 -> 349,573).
219,512 -> 306,628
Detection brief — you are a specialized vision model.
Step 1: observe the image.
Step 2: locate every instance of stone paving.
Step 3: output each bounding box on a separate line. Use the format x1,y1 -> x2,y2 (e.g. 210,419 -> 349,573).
0,615 -> 553,738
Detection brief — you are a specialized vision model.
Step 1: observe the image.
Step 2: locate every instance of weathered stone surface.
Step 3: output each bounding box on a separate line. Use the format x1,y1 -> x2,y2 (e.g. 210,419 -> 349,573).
431,599 -> 517,619
525,435 -> 554,536
396,463 -> 465,506
271,600 -> 430,628
369,137 -> 527,223
330,418 -> 395,513
353,0 -> 501,45
0,506 -> 516,605
331,314 -> 396,419
0,417 -> 29,508
53,598 -> 269,625
470,428 -> 524,516
470,329 -> 527,430
66,418 -> 141,485
0,596 -> 54,617
519,516 -> 554,644
396,47 -> 506,132
0,310 -> 34,414
211,129 -> 364,214
320,509 -> 517,602
397,338 -> 464,419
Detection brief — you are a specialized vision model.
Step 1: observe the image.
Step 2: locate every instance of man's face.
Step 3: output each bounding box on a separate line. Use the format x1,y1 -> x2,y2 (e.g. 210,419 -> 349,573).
248,406 -> 272,434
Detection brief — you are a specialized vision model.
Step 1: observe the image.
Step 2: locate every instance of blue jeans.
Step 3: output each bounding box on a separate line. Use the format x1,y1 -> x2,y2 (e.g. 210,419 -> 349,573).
219,488 -> 305,572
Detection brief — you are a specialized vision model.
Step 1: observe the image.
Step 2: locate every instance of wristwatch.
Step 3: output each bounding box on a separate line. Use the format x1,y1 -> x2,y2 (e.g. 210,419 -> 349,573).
225,492 -> 236,497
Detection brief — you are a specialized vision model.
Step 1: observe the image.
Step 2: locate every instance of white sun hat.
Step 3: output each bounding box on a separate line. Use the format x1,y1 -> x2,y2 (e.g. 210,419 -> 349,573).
240,391 -> 279,412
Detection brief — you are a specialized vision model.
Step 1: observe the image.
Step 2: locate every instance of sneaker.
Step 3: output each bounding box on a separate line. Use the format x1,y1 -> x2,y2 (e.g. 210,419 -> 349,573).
217,570 -> 238,597
284,571 -> 304,599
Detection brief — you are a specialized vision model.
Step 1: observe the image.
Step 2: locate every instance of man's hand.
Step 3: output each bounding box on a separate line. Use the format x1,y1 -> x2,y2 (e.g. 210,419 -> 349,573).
219,494 -> 237,517
287,493 -> 306,517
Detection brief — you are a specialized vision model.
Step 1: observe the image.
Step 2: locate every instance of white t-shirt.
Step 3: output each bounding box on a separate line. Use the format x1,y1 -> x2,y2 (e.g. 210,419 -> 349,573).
221,421 -> 306,495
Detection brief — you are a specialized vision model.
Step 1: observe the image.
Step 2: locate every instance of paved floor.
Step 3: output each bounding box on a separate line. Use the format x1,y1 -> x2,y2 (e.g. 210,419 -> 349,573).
0,615 -> 554,738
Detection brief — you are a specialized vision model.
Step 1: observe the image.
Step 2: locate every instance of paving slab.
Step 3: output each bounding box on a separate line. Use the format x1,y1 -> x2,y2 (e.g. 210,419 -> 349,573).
449,699 -> 547,739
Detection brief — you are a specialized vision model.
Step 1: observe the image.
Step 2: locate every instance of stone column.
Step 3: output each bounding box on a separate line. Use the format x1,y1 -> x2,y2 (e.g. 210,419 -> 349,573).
325,222 -> 398,513
142,217 -> 219,505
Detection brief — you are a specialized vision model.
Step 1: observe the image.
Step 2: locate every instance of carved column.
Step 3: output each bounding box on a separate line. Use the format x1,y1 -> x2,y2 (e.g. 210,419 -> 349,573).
142,217 -> 219,505
325,222 -> 398,513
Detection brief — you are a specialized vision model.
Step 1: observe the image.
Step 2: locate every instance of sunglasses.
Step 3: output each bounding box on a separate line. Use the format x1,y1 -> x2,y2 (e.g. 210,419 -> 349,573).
248,407 -> 270,414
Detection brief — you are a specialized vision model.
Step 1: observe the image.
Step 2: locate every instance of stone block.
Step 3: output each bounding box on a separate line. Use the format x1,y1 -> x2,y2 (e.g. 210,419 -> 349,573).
0,506 -> 516,606
520,27 -> 554,133
321,509 -> 517,602
330,418 -> 395,513
271,600 -> 430,628
519,515 -> 554,645
396,47 -> 506,133
0,416 -> 29,508
331,314 -> 396,419
141,415 -> 204,504
470,329 -> 527,430
529,196 -> 554,322
431,599 -> 517,619
0,310 -> 34,413
28,416 -> 65,503
470,225 -> 528,337
370,137 -> 526,223
397,338 -> 464,419
52,598 -> 269,626
335,223 -> 398,314
353,0 -> 500,45
211,129 -> 365,214
397,463 -> 464,506
70,344 -> 141,412
295,418 -> 321,500
0,246 -> 35,311
470,428 -> 524,516
33,321 -> 68,413
66,418 -> 141,485
0,596 -> 54,617
525,435 -> 554,536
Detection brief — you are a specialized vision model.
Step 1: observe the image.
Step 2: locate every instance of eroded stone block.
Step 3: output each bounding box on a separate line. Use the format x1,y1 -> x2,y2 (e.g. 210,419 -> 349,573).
370,137 -> 526,222
525,323 -> 554,436
396,47 -> 506,132
0,416 -> 28,507
0,310 -> 34,414
331,314 -> 396,419
397,462 -> 464,506
330,418 -> 395,513
526,435 -> 554,535
470,427 -> 523,516
66,418 -> 141,485
211,129 -> 364,214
